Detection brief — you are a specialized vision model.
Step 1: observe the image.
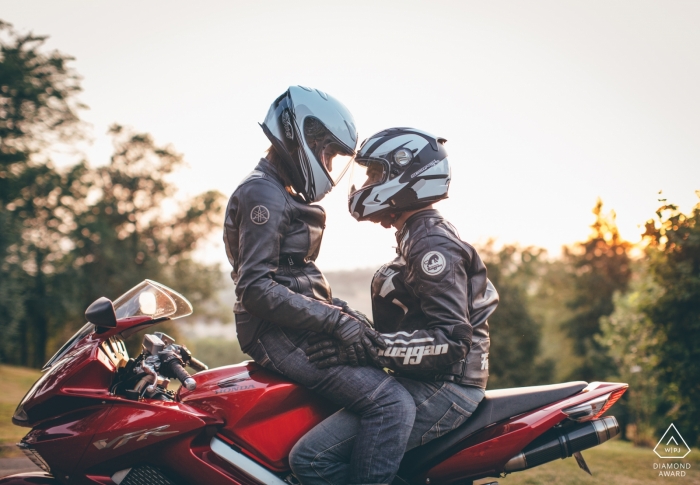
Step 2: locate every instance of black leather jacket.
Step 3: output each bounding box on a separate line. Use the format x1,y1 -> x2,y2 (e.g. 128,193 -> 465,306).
371,209 -> 498,388
224,159 -> 341,353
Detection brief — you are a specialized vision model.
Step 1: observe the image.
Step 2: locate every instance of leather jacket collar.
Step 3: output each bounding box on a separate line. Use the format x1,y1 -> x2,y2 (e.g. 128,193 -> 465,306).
256,158 -> 281,180
256,158 -> 308,204
395,209 -> 443,245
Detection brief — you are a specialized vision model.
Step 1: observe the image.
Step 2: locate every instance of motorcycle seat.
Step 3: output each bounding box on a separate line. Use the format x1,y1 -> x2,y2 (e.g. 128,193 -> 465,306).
398,381 -> 588,477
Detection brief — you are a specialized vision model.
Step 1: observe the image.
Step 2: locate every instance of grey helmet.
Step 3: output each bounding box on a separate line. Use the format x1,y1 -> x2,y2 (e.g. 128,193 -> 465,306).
348,127 -> 450,223
260,86 -> 358,202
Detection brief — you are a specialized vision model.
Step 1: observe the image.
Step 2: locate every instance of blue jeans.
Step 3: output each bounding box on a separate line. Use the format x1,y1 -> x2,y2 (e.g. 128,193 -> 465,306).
289,377 -> 485,485
248,326 -> 416,485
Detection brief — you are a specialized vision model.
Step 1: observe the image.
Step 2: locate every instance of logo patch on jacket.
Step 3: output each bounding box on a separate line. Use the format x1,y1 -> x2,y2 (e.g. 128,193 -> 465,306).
421,251 -> 446,275
379,344 -> 448,365
250,205 -> 270,225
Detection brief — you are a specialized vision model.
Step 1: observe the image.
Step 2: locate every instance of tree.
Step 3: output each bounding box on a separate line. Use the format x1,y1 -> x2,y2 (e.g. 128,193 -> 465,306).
598,262 -> 664,445
561,199 -> 632,381
0,20 -> 86,366
53,125 -> 225,359
0,21 -> 226,366
481,244 -> 554,389
642,197 -> 700,446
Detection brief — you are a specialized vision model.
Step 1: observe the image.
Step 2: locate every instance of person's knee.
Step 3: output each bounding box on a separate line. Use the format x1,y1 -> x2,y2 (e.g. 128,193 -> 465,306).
289,438 -> 313,477
374,379 -> 416,423
396,385 -> 416,423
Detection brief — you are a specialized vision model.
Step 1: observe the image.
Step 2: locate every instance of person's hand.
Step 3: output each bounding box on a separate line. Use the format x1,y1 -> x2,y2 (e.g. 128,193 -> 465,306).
332,298 -> 374,329
307,315 -> 387,368
305,334 -> 345,369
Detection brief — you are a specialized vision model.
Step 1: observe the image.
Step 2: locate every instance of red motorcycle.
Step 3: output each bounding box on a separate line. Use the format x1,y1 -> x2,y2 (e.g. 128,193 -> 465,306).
5,280 -> 627,485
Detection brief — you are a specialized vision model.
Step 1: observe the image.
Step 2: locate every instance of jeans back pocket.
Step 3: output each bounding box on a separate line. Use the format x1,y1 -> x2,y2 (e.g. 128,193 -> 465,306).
421,402 -> 473,446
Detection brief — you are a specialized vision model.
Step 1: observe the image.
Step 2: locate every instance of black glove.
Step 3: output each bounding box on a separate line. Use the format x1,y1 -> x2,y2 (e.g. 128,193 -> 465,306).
307,314 -> 387,368
332,298 -> 374,329
306,333 -> 346,368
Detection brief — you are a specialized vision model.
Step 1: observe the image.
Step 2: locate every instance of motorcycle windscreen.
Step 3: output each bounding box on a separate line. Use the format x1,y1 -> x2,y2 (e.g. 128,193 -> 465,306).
113,280 -> 193,320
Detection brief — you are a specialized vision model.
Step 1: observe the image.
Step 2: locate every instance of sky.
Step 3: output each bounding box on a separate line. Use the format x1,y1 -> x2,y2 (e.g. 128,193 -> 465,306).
3,0 -> 700,271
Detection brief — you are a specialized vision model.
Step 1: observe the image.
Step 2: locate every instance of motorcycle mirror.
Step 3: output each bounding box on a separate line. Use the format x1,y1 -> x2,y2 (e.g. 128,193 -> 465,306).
85,297 -> 118,329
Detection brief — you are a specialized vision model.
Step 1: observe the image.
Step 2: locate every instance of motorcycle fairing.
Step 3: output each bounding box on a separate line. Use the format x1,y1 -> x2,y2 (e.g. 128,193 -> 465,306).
179,362 -> 338,471
399,381 -> 588,478
406,381 -> 625,484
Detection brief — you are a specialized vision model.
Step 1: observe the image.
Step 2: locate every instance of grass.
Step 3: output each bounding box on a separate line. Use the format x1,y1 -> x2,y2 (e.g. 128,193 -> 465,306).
1,365 -> 697,483
475,439 -> 700,485
0,365 -> 41,457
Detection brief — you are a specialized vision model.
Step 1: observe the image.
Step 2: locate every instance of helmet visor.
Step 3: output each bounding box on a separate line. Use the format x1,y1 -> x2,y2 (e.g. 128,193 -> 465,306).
348,158 -> 388,196
304,117 -> 354,185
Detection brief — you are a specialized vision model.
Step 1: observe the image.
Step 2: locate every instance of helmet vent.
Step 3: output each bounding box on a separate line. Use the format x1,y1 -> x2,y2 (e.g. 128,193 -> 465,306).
282,110 -> 294,140
394,148 -> 413,166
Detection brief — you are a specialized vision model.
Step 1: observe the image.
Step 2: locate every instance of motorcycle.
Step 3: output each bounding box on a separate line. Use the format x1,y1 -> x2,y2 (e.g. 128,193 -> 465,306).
4,280 -> 627,485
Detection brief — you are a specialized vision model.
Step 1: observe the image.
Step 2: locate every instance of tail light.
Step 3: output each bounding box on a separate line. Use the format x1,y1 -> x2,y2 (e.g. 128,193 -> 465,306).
563,387 -> 627,422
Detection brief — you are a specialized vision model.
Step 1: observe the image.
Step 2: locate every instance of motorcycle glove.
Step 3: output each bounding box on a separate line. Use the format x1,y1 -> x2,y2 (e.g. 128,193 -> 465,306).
308,315 -> 387,368
332,297 -> 375,329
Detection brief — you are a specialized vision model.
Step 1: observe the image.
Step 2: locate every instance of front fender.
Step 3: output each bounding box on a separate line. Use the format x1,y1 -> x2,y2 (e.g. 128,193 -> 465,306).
0,472 -> 58,484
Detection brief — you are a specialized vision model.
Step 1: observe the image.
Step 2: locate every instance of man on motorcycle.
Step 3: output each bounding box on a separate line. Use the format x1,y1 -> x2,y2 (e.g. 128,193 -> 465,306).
224,89 -> 416,485
291,127 -> 499,485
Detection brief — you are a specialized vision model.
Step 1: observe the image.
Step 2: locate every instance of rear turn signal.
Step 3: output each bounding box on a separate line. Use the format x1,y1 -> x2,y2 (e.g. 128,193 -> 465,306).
563,387 -> 627,422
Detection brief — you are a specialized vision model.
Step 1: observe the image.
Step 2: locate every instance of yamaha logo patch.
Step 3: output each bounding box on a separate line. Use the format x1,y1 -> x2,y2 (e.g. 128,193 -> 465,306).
421,251 -> 446,275
250,205 -> 270,225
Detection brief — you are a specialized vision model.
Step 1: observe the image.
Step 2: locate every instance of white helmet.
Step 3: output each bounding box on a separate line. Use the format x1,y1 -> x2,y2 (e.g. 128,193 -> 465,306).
260,86 -> 358,202
348,127 -> 450,223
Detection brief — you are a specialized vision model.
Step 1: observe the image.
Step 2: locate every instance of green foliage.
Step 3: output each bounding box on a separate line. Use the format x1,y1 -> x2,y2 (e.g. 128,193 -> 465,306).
561,199 -> 632,381
641,199 -> 700,446
525,258 -> 582,382
480,244 -> 554,389
598,263 -> 664,446
0,21 -> 87,367
0,20 -> 84,163
63,125 -> 224,315
0,21 -> 225,368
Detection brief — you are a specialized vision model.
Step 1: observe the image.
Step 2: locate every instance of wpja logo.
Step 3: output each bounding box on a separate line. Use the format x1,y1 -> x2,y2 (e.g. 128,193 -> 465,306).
652,423 -> 692,478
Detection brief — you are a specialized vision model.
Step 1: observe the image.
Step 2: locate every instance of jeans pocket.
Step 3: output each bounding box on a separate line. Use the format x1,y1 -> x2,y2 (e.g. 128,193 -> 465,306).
450,385 -> 485,408
421,402 -> 473,446
250,338 -> 282,375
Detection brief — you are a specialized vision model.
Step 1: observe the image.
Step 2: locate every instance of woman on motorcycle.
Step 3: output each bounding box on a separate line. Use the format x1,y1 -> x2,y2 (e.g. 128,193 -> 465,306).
291,127 -> 499,485
223,89 -> 416,485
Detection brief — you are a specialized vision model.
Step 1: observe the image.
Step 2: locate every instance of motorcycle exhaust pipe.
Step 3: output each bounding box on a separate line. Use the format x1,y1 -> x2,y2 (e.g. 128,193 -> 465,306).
504,416 -> 619,473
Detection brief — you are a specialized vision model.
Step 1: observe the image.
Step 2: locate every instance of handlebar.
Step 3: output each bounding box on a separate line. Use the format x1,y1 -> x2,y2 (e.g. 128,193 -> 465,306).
170,361 -> 196,391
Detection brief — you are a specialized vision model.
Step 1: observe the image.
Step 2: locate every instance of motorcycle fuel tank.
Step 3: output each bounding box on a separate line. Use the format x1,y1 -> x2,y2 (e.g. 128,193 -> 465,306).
179,362 -> 337,472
